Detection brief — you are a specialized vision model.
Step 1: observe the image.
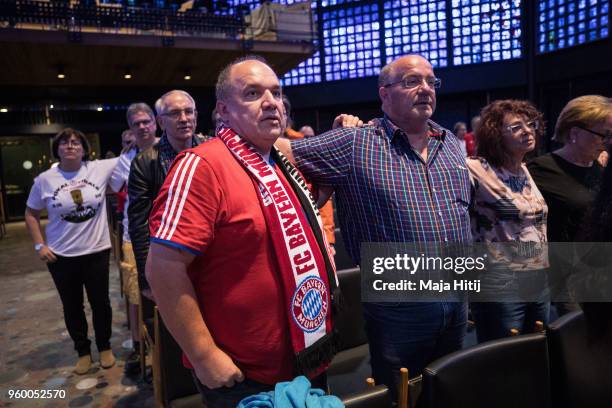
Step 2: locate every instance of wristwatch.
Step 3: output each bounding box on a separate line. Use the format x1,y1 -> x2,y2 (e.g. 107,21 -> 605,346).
34,243 -> 44,251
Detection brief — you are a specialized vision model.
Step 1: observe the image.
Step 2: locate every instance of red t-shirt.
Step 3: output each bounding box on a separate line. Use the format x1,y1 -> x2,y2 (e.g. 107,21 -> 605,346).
464,132 -> 476,156
149,138 -> 295,384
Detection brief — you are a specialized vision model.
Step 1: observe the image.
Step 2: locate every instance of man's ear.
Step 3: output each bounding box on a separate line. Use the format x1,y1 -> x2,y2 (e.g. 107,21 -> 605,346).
567,126 -> 580,143
378,86 -> 388,102
156,115 -> 164,131
378,86 -> 389,112
216,100 -> 228,122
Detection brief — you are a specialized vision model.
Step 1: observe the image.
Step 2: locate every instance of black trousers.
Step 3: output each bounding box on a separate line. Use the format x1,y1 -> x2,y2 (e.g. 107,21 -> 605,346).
47,249 -> 112,356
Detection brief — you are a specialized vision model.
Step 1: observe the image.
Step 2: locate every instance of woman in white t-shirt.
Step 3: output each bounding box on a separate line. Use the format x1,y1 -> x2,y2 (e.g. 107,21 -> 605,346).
25,128 -> 119,375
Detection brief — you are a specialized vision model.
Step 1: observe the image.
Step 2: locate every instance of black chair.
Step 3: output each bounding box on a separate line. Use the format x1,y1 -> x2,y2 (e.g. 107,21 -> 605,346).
328,267 -> 370,397
421,333 -> 551,408
547,310 -> 612,408
152,307 -> 201,407
342,384 -> 393,408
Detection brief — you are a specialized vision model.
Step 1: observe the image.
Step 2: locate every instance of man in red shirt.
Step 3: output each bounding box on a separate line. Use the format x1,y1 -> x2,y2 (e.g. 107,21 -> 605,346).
146,56 -> 338,407
464,115 -> 480,156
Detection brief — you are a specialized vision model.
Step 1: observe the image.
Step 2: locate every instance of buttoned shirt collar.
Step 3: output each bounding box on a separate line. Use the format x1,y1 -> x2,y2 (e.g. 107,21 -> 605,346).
380,115 -> 446,142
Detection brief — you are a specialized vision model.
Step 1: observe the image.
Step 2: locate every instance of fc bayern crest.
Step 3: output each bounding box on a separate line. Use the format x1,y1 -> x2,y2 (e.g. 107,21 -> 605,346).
291,276 -> 329,333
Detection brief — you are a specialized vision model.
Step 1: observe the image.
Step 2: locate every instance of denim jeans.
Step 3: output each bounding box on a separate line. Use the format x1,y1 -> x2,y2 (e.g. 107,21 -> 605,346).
471,269 -> 551,342
471,301 -> 550,343
191,372 -> 328,407
362,301 -> 467,401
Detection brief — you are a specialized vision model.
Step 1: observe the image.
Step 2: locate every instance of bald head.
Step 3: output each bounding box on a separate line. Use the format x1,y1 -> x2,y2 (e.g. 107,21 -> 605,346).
299,125 -> 315,137
378,55 -> 432,87
378,54 -> 437,130
216,55 -> 271,102
215,56 -> 283,154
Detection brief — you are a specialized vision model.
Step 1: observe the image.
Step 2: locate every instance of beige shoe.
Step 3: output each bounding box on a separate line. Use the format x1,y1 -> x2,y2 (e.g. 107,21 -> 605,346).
74,355 -> 92,375
100,349 -> 116,369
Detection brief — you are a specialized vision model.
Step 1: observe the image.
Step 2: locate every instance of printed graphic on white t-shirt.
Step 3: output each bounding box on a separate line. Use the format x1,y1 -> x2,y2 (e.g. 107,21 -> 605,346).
27,159 -> 119,257
56,183 -> 100,223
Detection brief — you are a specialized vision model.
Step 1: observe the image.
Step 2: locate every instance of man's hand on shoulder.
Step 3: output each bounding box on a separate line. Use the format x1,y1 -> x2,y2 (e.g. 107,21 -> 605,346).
332,114 -> 364,129
121,140 -> 136,154
193,347 -> 244,389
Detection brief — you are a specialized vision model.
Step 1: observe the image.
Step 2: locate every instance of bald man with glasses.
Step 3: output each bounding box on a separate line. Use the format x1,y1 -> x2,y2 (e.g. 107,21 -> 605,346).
277,55 -> 471,400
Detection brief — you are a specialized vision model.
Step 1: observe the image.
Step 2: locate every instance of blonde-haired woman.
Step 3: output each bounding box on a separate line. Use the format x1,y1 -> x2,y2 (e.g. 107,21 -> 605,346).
528,95 -> 612,315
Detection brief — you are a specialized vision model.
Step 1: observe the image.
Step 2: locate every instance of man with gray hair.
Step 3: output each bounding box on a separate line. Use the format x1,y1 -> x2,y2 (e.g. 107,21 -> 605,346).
110,103 -> 158,375
146,56 -> 338,407
276,54 -> 471,400
128,90 -> 203,306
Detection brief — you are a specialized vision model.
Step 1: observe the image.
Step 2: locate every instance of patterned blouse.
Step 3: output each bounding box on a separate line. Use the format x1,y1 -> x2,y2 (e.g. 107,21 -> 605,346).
467,157 -> 549,271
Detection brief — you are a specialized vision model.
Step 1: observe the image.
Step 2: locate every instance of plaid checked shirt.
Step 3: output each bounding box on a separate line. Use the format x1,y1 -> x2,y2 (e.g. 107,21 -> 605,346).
292,116 -> 472,265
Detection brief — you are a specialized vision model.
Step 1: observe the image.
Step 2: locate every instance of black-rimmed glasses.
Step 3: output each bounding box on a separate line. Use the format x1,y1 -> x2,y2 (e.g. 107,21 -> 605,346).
576,125 -> 612,141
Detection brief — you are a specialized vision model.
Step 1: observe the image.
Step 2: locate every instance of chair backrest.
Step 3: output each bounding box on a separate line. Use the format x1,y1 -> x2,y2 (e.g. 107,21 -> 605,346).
335,267 -> 367,350
421,333 -> 551,408
547,310 -> 612,408
158,314 -> 199,404
342,385 -> 393,408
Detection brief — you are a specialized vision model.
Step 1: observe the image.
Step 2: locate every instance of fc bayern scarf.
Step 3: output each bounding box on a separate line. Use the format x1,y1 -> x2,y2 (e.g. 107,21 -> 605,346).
217,126 -> 339,377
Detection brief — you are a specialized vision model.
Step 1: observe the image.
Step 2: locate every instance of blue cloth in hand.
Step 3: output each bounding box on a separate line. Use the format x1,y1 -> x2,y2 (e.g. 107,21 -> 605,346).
238,376 -> 344,408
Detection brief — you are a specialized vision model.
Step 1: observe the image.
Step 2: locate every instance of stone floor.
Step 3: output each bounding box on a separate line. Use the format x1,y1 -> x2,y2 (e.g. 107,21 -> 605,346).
0,222 -> 154,407
0,220 -> 483,407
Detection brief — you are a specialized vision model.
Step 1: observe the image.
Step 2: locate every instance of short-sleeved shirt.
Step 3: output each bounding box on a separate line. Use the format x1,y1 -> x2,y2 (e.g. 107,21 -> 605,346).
467,157 -> 548,270
110,148 -> 138,242
291,117 -> 472,264
148,138 -> 294,385
26,159 -> 119,256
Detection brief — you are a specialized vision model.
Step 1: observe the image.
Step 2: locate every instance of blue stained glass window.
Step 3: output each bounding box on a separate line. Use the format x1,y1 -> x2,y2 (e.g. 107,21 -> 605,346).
383,0 -> 448,67
452,0 -> 522,65
538,0 -> 609,52
281,50 -> 323,87
322,3 -> 381,81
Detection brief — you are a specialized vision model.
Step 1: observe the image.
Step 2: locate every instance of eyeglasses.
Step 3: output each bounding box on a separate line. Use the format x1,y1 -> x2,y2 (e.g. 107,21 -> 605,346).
505,120 -> 539,134
384,76 -> 442,90
576,125 -> 612,141
59,140 -> 82,147
131,119 -> 154,128
162,108 -> 196,120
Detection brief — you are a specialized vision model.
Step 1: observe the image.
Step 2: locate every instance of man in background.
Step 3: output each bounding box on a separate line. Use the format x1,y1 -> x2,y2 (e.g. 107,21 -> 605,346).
109,102 -> 158,375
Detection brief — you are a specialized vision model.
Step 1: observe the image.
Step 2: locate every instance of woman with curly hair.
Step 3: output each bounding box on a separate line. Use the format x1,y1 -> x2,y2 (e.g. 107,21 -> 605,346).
468,99 -> 549,342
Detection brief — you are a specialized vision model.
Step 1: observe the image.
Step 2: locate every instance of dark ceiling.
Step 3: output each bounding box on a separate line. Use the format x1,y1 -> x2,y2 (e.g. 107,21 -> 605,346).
0,28 -> 315,87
